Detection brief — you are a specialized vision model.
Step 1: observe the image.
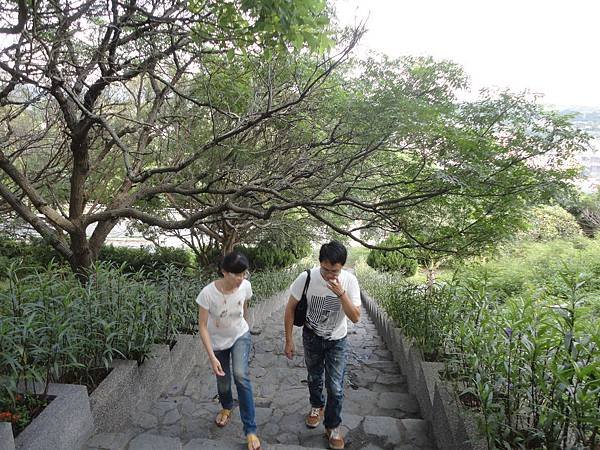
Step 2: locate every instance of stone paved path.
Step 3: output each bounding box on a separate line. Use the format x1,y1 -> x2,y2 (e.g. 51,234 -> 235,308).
85,304 -> 436,450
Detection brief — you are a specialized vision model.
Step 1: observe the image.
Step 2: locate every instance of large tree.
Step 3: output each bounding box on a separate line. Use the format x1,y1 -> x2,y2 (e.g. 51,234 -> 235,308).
304,56 -> 588,255
0,0 -> 348,275
0,0 -> 588,277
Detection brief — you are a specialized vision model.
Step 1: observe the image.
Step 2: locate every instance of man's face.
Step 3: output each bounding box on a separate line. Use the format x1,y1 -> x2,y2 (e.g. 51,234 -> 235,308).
319,260 -> 343,281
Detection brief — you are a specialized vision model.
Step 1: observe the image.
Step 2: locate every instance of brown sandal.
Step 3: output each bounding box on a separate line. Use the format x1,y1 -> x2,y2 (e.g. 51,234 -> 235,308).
215,409 -> 232,427
247,433 -> 261,450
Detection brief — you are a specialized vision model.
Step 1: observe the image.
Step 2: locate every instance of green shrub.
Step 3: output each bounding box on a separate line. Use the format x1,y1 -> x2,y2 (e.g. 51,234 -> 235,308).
366,235 -> 418,276
519,205 -> 582,241
359,260 -> 600,449
0,260 -> 297,415
0,235 -> 192,278
98,245 -> 190,275
458,237 -> 600,302
357,262 -> 453,359
237,235 -> 311,271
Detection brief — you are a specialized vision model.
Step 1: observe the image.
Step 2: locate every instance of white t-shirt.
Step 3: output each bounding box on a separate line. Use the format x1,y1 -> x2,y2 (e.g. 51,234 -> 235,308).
290,268 -> 361,340
196,279 -> 252,351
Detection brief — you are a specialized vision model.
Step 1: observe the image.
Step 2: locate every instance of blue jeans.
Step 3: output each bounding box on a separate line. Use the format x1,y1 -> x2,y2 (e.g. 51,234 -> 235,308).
213,331 -> 257,435
302,326 -> 347,429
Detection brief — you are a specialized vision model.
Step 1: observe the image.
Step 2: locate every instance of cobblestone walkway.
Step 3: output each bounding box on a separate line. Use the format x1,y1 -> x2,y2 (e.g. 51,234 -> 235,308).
85,304 -> 436,449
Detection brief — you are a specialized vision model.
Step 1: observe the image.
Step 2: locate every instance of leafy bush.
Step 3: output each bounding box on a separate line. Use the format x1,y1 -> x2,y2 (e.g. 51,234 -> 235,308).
0,260 -> 296,417
366,235 -> 418,276
359,240 -> 600,449
519,205 -> 581,241
237,235 -> 311,271
98,245 -> 191,275
357,262 -> 454,359
458,237 -> 600,301
0,236 -> 62,272
0,236 -> 192,278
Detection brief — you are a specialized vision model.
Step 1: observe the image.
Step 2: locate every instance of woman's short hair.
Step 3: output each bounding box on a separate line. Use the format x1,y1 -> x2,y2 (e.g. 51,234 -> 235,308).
220,251 -> 250,274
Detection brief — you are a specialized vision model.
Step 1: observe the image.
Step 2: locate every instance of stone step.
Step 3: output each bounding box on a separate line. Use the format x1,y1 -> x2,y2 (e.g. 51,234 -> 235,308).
85,304 -> 436,450
184,439 -> 325,450
360,416 -> 435,449
85,431 -> 330,450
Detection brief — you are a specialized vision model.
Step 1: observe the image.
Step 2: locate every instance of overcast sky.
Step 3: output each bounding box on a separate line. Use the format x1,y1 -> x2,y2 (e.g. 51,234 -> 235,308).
335,0 -> 600,108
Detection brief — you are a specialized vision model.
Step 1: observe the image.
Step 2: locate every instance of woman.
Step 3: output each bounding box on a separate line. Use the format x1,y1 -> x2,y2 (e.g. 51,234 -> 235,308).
197,251 -> 261,450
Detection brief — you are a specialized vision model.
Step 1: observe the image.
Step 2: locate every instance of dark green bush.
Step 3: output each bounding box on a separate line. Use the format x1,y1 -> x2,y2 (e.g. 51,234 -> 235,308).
0,237 -> 63,275
366,235 -> 418,276
0,236 -> 191,278
236,235 -> 311,271
98,245 -> 191,275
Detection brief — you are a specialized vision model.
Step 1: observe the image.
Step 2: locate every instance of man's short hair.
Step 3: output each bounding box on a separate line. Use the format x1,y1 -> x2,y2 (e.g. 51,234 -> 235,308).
319,240 -> 347,265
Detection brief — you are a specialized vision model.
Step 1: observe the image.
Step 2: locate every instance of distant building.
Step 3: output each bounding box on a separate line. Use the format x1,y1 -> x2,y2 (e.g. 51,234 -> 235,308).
575,138 -> 600,193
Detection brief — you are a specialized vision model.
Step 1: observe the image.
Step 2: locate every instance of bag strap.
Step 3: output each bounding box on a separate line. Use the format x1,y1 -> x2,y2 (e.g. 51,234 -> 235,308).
300,269 -> 311,300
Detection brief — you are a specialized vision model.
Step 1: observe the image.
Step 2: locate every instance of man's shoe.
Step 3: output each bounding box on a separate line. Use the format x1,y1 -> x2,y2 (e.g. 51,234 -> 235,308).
326,427 -> 344,450
305,406 -> 324,428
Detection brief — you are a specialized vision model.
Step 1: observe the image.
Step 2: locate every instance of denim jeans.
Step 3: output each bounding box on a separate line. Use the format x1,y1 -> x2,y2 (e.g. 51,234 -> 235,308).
302,326 -> 347,429
213,331 -> 257,435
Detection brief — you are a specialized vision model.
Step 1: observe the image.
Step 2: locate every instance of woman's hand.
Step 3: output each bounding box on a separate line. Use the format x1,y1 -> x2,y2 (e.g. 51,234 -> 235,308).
284,340 -> 295,360
210,355 -> 225,376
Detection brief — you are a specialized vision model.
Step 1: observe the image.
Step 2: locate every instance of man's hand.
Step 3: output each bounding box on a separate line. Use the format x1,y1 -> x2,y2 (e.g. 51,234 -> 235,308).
326,277 -> 345,298
284,340 -> 295,360
210,355 -> 225,376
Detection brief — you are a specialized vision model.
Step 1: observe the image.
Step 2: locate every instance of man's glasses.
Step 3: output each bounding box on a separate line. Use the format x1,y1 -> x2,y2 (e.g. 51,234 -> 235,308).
320,266 -> 341,276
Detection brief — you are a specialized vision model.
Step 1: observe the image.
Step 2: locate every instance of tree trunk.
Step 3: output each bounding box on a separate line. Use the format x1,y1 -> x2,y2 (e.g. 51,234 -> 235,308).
222,236 -> 237,254
68,126 -> 92,280
221,224 -> 238,255
69,228 -> 93,281
425,260 -> 439,293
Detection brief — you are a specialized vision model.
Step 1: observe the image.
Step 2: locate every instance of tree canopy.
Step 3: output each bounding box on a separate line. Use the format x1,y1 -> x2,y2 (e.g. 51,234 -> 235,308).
0,0 -> 589,276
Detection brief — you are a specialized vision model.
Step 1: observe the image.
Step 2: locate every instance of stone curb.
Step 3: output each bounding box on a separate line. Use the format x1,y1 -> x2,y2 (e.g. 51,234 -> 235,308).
8,383 -> 94,450
360,291 -> 487,450
90,335 -> 204,432
0,422 -> 15,450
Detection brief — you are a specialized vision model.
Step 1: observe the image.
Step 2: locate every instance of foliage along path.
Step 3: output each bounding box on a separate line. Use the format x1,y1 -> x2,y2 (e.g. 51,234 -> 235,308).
85,303 -> 436,449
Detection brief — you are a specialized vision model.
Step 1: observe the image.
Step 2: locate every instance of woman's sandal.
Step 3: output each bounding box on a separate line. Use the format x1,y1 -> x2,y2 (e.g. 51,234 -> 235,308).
247,433 -> 261,450
215,409 -> 232,427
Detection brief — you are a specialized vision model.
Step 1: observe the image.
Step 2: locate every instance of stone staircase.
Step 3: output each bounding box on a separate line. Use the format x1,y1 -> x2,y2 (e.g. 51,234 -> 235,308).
85,304 -> 436,450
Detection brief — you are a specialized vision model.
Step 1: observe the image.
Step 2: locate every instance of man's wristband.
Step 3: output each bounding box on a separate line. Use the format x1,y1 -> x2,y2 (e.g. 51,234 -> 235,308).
338,290 -> 346,298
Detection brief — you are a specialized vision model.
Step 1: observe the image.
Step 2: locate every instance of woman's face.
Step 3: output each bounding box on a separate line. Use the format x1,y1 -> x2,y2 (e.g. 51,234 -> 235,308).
222,270 -> 249,288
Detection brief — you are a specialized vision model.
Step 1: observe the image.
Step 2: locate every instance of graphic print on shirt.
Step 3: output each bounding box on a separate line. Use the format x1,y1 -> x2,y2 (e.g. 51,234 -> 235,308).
306,293 -> 342,338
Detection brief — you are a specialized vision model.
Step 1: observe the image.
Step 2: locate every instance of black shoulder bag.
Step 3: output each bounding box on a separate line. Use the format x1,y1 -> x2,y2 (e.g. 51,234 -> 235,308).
293,269 -> 311,327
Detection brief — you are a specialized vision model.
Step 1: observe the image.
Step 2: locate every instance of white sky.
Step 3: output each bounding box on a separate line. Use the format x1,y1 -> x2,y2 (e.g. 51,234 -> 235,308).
335,0 -> 600,108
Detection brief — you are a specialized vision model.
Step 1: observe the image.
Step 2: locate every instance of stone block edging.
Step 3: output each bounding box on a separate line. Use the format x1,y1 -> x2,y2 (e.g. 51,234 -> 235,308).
4,383 -> 94,450
360,291 -> 487,450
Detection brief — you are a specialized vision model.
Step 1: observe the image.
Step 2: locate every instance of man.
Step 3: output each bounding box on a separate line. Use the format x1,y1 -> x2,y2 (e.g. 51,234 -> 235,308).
284,241 -> 361,450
